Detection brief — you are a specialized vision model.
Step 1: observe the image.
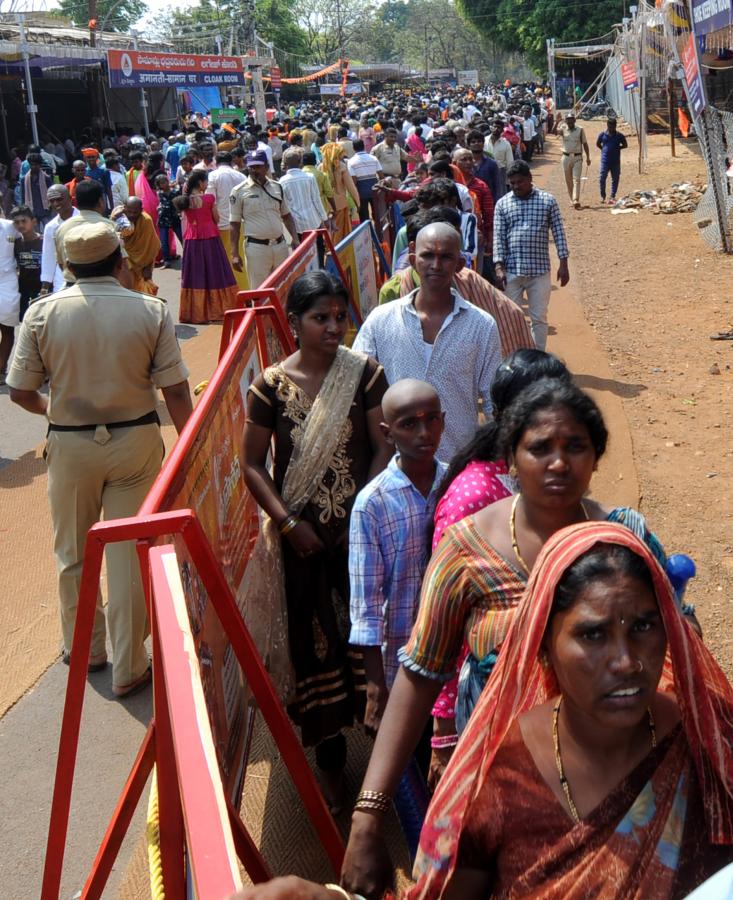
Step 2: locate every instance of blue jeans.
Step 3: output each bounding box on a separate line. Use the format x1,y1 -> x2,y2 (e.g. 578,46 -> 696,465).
600,158 -> 621,199
159,220 -> 183,261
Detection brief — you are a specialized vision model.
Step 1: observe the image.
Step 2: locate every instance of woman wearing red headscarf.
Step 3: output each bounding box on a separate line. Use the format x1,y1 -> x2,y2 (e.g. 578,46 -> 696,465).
411,522 -> 733,899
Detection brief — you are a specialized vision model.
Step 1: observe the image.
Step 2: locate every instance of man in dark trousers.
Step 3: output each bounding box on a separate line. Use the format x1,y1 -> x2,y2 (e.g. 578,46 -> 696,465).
597,118 -> 628,205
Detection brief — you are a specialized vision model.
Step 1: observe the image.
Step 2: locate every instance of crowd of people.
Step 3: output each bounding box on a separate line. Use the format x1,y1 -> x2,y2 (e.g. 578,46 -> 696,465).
3,80 -> 732,899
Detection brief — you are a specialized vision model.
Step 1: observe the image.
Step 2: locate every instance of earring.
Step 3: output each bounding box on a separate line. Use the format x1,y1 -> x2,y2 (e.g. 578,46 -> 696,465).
509,464 -> 518,478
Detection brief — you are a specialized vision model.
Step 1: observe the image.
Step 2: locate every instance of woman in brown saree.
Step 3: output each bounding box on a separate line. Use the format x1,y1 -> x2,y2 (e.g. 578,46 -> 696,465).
411,521 -> 733,899
243,270 -> 391,810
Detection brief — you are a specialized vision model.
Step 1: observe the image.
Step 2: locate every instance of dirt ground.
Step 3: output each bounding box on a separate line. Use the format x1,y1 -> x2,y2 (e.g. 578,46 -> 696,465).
536,121 -> 733,677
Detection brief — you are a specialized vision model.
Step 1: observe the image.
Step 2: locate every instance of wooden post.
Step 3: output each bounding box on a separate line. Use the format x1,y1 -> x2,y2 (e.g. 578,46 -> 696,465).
667,77 -> 676,157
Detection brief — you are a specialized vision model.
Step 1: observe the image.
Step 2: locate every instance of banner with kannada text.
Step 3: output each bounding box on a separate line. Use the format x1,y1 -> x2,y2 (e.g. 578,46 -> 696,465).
107,49 -> 247,88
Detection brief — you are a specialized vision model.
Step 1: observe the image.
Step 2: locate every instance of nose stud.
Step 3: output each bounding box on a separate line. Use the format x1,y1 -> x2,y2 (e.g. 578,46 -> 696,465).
636,660 -> 643,673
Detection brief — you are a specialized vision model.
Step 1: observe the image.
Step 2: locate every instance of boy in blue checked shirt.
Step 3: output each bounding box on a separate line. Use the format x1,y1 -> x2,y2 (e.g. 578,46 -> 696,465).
349,378 -> 447,737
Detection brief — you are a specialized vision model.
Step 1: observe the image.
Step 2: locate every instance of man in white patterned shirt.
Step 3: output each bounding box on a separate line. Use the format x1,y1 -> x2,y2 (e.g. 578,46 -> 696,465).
354,222 -> 501,460
206,151 -> 245,282
278,148 -> 327,239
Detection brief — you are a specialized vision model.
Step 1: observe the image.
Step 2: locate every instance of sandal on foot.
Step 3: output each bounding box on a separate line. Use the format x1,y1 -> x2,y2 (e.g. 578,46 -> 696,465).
113,666 -> 152,699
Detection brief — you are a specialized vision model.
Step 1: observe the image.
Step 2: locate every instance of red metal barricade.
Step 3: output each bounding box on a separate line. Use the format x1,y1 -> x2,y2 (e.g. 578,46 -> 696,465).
41,237 -> 351,897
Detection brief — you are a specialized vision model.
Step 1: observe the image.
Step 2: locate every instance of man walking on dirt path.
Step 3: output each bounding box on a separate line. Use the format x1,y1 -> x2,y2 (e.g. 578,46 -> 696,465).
558,113 -> 591,210
493,160 -> 569,351
597,118 -> 628,205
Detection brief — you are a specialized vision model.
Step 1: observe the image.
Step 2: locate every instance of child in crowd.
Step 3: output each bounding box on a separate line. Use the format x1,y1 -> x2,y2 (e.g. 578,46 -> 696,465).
175,154 -> 194,189
349,378 -> 447,738
12,205 -> 43,319
155,173 -> 182,268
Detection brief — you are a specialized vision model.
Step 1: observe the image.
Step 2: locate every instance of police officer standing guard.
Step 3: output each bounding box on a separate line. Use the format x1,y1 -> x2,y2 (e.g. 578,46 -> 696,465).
229,150 -> 301,289
7,223 -> 193,697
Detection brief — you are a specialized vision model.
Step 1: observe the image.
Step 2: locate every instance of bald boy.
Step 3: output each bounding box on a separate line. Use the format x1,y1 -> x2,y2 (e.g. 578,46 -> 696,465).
349,378 -> 447,745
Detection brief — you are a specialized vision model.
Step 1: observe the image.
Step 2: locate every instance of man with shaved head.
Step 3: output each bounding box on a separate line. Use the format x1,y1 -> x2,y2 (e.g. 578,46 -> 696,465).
349,378 -> 447,740
112,196 -> 161,295
353,221 -> 501,459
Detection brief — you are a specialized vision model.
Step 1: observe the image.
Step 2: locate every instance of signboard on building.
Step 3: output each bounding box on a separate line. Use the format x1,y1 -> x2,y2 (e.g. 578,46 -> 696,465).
457,69 -> 479,86
270,66 -> 282,90
319,82 -> 364,95
209,107 -> 246,124
621,61 -> 639,91
681,32 -> 707,117
691,0 -> 733,35
107,50 -> 247,89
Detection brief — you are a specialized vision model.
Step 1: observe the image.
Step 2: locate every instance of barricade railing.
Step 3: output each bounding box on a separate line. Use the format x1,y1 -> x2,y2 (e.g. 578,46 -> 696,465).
226,228 -> 364,337
41,299 -> 346,898
42,509 -> 343,898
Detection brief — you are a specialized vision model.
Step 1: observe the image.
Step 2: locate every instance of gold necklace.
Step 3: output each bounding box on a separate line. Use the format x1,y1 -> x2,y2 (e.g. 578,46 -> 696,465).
510,494 -> 589,574
552,697 -> 657,824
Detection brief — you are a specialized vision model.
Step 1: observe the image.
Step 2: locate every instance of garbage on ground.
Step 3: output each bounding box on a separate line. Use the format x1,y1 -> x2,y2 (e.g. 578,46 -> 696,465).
612,182 -> 705,214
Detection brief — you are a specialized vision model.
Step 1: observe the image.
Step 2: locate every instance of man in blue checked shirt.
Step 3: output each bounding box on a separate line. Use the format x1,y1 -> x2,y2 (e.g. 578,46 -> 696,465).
493,160 -> 570,351
349,379 -> 447,737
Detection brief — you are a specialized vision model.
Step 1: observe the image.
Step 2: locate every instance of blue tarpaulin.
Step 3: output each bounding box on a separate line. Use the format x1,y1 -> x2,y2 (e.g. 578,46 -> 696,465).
178,86 -> 223,114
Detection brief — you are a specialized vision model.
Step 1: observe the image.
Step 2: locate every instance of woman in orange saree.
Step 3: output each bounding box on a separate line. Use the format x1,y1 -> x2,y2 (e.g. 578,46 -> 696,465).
411,521 -> 733,899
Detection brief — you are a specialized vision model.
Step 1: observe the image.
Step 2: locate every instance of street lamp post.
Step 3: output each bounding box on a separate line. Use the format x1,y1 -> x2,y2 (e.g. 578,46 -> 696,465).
17,15 -> 40,145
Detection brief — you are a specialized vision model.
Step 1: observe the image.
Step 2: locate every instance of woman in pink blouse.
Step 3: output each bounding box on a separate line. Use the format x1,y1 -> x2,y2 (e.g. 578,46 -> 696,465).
428,350 -> 571,783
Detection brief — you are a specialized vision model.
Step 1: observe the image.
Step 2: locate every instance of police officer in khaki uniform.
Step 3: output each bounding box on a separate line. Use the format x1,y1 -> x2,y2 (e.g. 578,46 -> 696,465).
229,150 -> 300,289
558,113 -> 591,209
8,222 -> 193,697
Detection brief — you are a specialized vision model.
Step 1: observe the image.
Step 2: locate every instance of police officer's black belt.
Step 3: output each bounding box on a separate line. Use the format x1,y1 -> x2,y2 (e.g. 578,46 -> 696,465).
246,236 -> 284,246
47,411 -> 160,432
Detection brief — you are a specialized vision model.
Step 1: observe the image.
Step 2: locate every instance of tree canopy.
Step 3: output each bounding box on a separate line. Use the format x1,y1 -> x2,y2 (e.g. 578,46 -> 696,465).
53,0 -> 147,33
455,0 -> 624,72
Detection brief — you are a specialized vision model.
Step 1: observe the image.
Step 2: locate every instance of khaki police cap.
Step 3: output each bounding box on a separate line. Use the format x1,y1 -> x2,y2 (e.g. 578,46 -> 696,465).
64,222 -> 120,264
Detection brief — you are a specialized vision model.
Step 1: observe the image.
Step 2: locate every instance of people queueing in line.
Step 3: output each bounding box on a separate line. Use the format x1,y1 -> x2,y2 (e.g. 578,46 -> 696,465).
8,83 -> 728,900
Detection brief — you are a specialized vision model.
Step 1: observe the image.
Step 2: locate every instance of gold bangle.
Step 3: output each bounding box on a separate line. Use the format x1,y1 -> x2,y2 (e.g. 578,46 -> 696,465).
278,514 -> 300,536
354,789 -> 392,815
357,789 -> 391,803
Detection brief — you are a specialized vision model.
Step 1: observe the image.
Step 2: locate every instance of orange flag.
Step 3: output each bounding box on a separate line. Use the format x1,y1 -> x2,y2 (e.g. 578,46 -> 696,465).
678,107 -> 691,138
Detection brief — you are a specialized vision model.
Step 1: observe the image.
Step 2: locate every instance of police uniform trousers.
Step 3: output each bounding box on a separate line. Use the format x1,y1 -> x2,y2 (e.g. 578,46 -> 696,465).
46,422 -> 163,686
245,239 -> 290,290
562,153 -> 583,204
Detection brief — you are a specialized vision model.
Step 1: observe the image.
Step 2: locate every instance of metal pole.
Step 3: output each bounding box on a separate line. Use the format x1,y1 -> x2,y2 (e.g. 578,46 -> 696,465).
17,16 -> 40,146
667,77 -> 676,157
335,0 -> 345,60
132,37 -> 150,136
0,80 -> 10,161
572,67 -> 576,111
424,24 -> 429,84
639,15 -> 647,172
